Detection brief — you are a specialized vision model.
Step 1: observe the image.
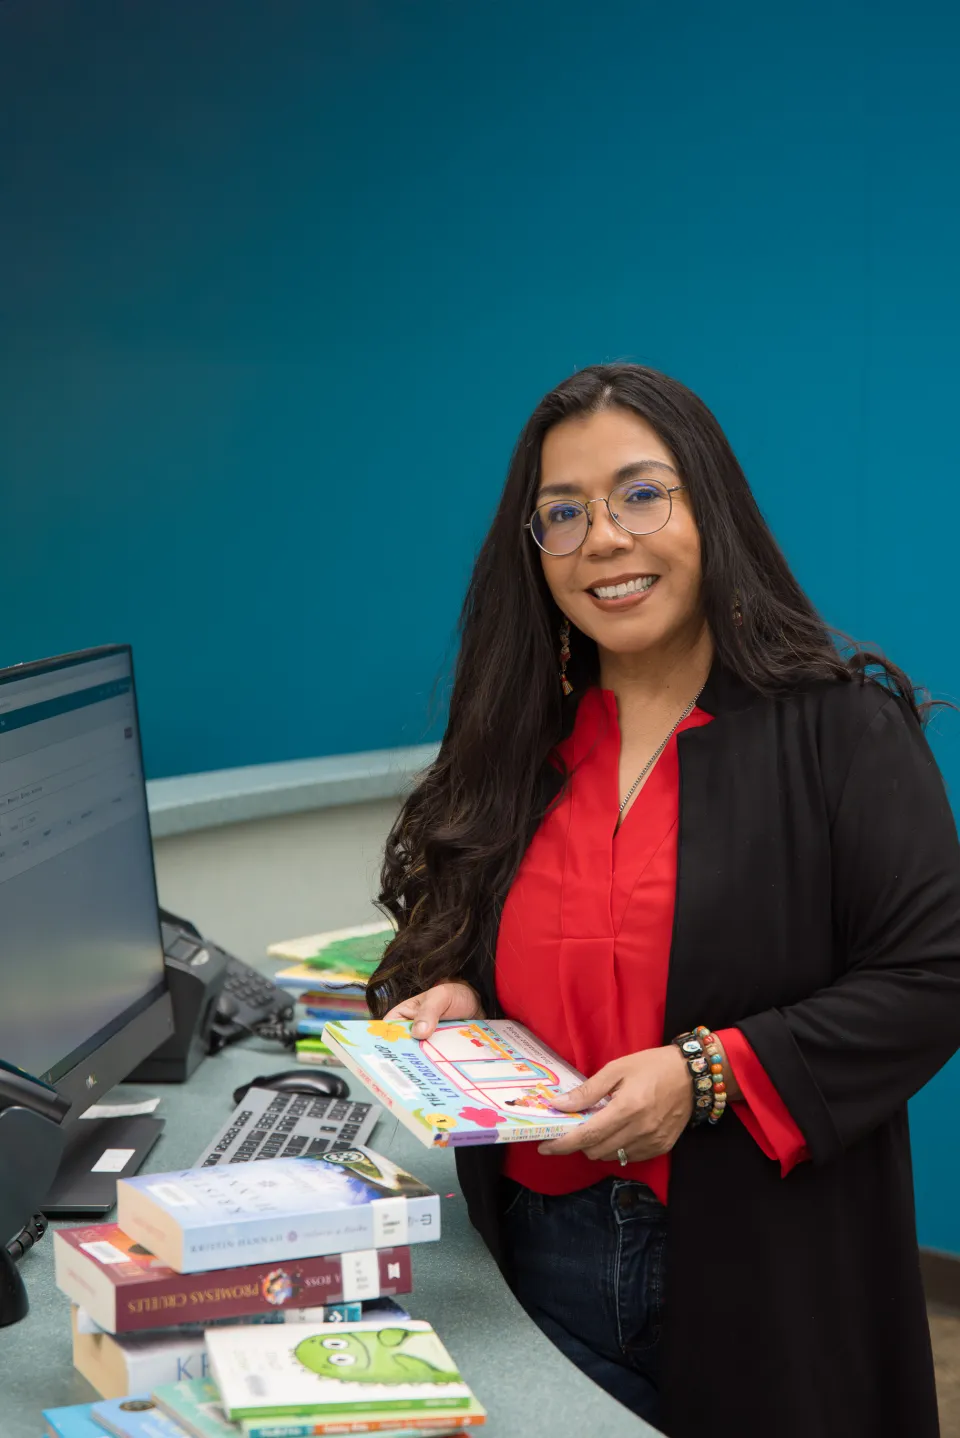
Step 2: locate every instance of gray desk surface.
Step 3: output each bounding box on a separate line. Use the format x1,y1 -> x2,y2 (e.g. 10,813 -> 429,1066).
2,1041 -> 659,1438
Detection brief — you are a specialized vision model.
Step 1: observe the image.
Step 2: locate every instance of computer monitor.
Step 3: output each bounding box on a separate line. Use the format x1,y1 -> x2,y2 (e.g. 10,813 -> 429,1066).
0,644 -> 174,1212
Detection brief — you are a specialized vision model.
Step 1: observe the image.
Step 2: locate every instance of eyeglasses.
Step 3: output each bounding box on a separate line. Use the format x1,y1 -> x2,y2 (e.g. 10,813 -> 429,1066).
525,477 -> 686,556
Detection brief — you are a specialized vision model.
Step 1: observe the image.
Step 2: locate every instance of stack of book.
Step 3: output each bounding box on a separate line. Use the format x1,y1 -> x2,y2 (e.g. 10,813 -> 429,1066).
46,1144 -> 484,1438
267,922 -> 395,1064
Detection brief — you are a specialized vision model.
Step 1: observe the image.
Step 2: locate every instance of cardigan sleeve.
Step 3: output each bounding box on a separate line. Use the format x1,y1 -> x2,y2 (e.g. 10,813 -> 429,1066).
736,693 -> 960,1166
714,1027 -> 809,1173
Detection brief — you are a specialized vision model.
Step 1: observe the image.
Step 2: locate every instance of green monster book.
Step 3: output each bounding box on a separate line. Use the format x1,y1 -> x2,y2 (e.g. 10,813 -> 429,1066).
152,1377 -> 486,1437
205,1318 -> 476,1422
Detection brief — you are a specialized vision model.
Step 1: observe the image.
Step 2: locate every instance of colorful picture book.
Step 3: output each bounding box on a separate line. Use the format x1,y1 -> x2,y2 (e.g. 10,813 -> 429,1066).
54,1221 -> 413,1332
321,1019 -> 596,1148
117,1151 -> 440,1274
153,1378 -> 485,1438
205,1318 -> 476,1423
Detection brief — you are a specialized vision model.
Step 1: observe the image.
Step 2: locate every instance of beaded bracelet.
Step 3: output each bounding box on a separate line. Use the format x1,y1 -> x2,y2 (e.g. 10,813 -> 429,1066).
671,1031 -> 715,1128
694,1025 -> 727,1125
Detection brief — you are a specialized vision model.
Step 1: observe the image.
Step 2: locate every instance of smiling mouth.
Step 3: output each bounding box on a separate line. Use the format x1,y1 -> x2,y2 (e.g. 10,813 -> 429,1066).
589,575 -> 659,600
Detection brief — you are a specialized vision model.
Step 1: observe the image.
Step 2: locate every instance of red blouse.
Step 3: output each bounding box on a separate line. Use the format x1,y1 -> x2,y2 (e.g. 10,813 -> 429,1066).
495,686 -> 808,1201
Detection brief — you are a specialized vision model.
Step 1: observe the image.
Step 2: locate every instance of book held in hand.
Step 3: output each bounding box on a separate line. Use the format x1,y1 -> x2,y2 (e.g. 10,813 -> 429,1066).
116,1150 -> 439,1274
54,1222 -> 413,1333
321,1018 -> 597,1148
206,1317 -> 479,1424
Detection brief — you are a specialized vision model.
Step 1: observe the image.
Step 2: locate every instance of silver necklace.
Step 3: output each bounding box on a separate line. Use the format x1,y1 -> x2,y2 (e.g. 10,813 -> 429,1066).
617,686 -> 705,820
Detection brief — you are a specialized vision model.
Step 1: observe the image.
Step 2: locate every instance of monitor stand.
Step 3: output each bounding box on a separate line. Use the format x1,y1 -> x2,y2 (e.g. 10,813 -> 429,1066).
41,1114 -> 165,1216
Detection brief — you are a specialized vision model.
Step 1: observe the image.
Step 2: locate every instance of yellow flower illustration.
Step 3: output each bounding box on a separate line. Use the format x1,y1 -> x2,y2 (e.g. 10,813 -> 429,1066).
423,1112 -> 457,1131
365,1019 -> 409,1043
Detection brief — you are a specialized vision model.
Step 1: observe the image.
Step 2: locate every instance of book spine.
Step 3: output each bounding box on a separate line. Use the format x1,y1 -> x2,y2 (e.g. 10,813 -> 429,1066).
447,1120 -> 581,1146
116,1247 -> 414,1330
179,1214 -> 431,1273
245,1415 -> 482,1437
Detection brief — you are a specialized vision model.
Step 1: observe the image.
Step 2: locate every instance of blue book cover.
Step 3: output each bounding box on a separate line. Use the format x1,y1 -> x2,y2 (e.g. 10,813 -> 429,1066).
42,1403 -> 108,1438
117,1149 -> 440,1274
91,1395 -> 190,1438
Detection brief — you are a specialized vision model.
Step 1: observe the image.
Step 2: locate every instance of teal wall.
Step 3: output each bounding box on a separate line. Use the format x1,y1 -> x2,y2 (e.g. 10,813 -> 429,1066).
2,1 -> 960,1249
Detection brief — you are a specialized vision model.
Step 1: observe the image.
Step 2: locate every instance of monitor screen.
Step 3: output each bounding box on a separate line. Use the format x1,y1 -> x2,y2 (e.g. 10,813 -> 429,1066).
0,647 -> 168,1086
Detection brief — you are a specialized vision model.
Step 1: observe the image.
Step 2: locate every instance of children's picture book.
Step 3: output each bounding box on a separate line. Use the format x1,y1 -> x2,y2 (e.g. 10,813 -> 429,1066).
55,1220 -> 413,1332
206,1318 -> 476,1423
42,1403 -> 108,1438
320,1018 -> 598,1148
117,1151 -> 439,1274
152,1378 -> 483,1438
268,922 -> 394,983
91,1395 -> 189,1438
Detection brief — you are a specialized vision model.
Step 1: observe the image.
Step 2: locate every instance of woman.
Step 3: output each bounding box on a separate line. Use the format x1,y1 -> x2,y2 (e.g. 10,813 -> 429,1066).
369,364 -> 960,1438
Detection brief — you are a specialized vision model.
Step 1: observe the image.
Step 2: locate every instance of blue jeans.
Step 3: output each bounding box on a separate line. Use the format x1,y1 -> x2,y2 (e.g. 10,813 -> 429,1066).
500,1176 -> 667,1426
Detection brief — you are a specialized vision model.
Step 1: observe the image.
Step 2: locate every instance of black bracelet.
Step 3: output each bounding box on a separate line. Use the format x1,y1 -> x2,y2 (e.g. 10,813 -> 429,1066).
671,1031 -> 714,1128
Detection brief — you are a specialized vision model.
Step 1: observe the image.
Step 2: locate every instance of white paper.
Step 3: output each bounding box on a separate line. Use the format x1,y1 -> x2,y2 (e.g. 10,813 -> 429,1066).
79,1239 -> 128,1264
90,1147 -> 136,1173
80,1097 -> 161,1119
371,1196 -> 408,1248
340,1247 -> 380,1301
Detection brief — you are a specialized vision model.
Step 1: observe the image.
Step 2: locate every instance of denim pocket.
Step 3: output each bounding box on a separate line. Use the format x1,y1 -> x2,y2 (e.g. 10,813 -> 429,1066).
617,1219 -> 667,1357
499,1177 -> 529,1221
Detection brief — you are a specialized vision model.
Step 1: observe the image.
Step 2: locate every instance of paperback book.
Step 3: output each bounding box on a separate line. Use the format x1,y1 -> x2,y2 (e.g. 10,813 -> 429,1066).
55,1221 -> 413,1332
268,923 -> 394,983
206,1318 -> 476,1423
275,966 -> 369,999
73,1301 -> 365,1336
321,1019 -> 597,1148
295,1038 -> 344,1067
92,1395 -> 188,1438
42,1403 -> 107,1438
71,1306 -> 211,1399
117,1150 -> 439,1273
153,1379 -> 485,1438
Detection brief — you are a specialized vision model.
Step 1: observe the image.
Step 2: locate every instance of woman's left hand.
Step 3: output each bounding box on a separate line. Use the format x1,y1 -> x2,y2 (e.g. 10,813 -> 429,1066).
538,1045 -> 694,1163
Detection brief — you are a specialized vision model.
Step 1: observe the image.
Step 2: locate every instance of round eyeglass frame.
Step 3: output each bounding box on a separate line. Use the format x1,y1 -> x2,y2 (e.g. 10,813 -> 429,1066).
524,479 -> 686,556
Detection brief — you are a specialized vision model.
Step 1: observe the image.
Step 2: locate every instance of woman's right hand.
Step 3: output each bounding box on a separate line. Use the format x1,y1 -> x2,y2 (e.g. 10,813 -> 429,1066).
384,982 -> 484,1040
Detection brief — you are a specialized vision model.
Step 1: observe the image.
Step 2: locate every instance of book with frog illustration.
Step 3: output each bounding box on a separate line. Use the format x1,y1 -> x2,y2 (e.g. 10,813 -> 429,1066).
206,1318 -> 478,1423
320,1018 -> 597,1148
152,1376 -> 486,1437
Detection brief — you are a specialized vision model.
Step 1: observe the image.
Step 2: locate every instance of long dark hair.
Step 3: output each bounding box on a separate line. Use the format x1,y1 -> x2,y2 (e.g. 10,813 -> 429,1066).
368,363 -> 929,1013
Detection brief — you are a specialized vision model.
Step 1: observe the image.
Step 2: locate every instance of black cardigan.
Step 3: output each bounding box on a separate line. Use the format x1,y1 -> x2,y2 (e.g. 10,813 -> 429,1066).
454,661 -> 960,1438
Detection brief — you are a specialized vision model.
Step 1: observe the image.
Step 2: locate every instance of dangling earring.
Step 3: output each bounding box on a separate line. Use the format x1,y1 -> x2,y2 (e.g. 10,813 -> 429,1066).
559,618 -> 573,695
732,590 -> 743,628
